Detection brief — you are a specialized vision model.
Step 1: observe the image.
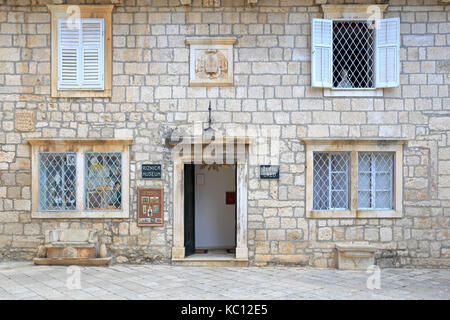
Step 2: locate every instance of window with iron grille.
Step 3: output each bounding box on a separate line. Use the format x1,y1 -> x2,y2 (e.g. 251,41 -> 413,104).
313,152 -> 350,210
38,152 -> 77,211
333,21 -> 375,89
358,152 -> 394,210
311,18 -> 400,89
85,152 -> 122,210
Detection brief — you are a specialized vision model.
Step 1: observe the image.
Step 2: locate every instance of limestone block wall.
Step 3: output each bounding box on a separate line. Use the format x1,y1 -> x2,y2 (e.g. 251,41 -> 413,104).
0,0 -> 449,267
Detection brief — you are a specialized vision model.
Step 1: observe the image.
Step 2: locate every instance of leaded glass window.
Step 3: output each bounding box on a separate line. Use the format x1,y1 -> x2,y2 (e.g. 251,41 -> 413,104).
313,152 -> 350,210
38,152 -> 77,211
358,152 -> 394,210
85,152 -> 122,210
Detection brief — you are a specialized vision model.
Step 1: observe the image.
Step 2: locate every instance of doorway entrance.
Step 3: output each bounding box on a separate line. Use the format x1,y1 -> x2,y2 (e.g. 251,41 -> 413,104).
171,137 -> 251,261
184,163 -> 236,257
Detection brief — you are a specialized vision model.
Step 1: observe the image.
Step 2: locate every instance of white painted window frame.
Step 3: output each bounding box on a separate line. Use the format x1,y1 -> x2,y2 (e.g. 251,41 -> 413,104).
312,152 -> 350,211
357,152 -> 394,210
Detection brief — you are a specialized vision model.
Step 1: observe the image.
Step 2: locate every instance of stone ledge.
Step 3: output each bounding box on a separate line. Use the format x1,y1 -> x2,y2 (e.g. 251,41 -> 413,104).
321,4 -> 389,19
31,0 -> 121,5
336,244 -> 377,253
32,211 -> 129,219
27,138 -> 133,146
185,37 -> 237,46
301,138 -> 407,146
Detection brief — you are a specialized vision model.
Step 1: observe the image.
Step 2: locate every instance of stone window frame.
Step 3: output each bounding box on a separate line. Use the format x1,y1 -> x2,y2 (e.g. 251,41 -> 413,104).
303,139 -> 406,219
28,139 -> 132,219
48,4 -> 113,98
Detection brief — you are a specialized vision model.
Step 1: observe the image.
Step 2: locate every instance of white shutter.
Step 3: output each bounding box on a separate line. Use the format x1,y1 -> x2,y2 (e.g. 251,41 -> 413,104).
58,18 -> 104,90
376,18 -> 400,88
81,20 -> 104,89
58,19 -> 80,89
311,18 -> 333,88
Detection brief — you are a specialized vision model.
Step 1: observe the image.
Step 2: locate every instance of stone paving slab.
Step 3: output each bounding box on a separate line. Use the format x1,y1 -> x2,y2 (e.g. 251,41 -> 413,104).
0,262 -> 448,300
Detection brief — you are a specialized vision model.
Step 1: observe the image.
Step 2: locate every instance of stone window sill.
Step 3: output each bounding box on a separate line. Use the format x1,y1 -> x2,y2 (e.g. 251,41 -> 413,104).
307,210 -> 402,219
32,211 -> 129,219
324,88 -> 383,97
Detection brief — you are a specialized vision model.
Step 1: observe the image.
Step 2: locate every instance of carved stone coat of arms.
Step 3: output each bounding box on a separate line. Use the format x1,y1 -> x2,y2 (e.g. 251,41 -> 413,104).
185,37 -> 236,87
195,50 -> 228,80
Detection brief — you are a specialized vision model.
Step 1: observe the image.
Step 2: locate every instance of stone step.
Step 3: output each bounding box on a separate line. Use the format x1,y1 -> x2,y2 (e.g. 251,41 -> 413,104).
33,257 -> 112,266
171,259 -> 249,267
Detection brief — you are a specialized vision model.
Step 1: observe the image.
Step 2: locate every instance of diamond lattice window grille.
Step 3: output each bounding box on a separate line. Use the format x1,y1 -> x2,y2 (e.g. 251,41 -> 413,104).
38,152 -> 77,211
332,21 -> 375,89
358,152 -> 394,210
85,152 -> 122,211
313,152 -> 350,210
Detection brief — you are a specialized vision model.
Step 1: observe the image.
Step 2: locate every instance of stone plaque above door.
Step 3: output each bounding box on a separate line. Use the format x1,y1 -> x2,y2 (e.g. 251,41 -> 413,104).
185,37 -> 236,87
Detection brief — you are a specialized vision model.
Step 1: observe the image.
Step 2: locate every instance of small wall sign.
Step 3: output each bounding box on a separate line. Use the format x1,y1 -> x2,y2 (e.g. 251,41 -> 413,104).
259,165 -> 280,180
137,187 -> 164,227
142,164 -> 162,179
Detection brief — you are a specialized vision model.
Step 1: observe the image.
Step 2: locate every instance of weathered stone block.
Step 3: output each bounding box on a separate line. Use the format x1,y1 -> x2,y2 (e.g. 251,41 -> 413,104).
336,244 -> 377,270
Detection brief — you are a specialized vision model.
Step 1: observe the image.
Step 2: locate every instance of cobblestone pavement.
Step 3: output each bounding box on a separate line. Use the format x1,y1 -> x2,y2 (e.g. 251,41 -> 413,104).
0,262 -> 448,300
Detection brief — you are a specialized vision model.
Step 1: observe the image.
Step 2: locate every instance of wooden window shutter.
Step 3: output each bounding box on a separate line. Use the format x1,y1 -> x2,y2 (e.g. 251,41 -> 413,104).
311,18 -> 333,88
58,18 -> 104,90
375,18 -> 400,88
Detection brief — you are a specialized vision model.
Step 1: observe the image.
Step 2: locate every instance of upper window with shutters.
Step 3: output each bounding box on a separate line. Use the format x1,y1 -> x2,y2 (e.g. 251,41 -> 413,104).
311,17 -> 400,96
48,5 -> 113,98
58,18 -> 104,90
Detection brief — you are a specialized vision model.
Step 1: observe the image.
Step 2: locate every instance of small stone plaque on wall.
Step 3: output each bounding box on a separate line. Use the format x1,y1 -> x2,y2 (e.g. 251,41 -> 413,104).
15,110 -> 34,132
137,187 -> 164,227
185,37 -> 236,87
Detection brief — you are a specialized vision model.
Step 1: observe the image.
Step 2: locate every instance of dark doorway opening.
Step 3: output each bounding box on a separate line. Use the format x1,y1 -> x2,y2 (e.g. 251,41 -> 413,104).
183,163 -> 236,257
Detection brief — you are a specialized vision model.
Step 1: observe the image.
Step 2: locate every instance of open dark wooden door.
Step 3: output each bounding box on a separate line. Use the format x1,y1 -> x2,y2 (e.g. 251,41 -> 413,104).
234,165 -> 237,248
184,164 -> 195,256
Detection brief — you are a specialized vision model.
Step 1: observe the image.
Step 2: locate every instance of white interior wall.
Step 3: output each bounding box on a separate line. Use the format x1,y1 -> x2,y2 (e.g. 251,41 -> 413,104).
195,164 -> 236,249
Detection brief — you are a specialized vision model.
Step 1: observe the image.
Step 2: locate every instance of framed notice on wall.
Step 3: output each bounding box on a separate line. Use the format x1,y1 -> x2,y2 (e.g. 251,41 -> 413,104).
137,187 -> 164,227
259,165 -> 280,180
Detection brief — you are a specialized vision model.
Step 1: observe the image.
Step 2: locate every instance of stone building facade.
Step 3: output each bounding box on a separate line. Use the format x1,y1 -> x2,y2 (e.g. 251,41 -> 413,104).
0,0 -> 449,268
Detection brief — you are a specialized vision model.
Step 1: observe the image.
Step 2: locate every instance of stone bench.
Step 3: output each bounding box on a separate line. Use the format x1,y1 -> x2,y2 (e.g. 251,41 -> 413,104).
34,229 -> 111,266
335,244 -> 377,270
